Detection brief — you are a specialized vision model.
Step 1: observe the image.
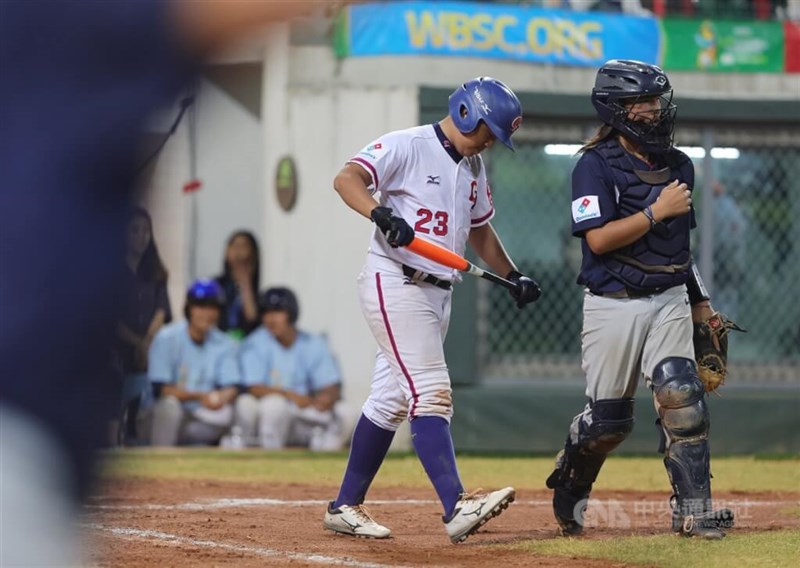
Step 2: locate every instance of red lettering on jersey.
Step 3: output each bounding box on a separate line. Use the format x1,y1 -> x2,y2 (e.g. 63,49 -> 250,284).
469,180 -> 478,210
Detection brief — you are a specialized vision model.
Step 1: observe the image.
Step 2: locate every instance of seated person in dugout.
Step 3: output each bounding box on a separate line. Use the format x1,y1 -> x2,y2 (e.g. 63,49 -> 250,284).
234,287 -> 348,450
149,279 -> 242,446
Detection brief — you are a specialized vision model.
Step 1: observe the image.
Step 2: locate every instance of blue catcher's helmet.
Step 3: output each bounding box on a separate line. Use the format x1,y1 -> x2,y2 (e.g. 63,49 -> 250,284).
259,287 -> 299,324
448,77 -> 522,150
591,59 -> 677,154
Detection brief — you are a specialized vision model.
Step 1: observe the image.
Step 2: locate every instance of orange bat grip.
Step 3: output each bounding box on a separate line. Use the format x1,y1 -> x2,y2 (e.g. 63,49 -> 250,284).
406,237 -> 469,271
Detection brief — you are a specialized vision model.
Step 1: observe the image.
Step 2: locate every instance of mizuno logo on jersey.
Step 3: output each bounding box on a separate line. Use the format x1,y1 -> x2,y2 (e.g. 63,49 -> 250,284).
426,175 -> 440,185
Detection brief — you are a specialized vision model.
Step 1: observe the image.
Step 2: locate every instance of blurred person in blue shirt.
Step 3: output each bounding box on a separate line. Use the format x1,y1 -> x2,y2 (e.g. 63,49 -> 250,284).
233,287 -> 348,451
149,280 -> 242,446
0,2 -> 361,565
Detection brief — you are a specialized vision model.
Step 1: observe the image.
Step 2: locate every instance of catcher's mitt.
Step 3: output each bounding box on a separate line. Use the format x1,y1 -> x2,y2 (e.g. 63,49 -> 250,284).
693,312 -> 746,393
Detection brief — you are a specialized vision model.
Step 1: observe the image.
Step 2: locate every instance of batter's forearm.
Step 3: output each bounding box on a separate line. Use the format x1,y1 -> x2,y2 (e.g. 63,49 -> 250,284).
334,169 -> 380,219
468,224 -> 516,276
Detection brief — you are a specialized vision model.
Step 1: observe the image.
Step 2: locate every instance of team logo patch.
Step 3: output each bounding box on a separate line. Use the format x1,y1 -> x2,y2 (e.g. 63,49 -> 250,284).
572,195 -> 601,223
655,75 -> 667,87
511,116 -> 522,132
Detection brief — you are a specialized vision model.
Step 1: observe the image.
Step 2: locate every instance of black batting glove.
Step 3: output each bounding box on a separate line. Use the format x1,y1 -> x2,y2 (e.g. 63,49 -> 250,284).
507,270 -> 542,309
370,206 -> 415,248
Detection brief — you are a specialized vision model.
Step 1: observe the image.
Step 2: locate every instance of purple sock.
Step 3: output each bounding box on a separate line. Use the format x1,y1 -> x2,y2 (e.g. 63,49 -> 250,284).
333,414 -> 395,508
410,416 -> 464,519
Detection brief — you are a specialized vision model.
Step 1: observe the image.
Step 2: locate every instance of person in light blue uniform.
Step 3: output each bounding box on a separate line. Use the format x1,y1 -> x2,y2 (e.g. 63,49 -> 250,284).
234,287 -> 348,450
149,279 -> 242,446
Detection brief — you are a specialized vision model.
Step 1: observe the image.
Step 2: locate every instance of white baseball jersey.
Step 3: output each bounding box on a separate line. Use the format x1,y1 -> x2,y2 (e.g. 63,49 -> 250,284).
350,124 -> 495,281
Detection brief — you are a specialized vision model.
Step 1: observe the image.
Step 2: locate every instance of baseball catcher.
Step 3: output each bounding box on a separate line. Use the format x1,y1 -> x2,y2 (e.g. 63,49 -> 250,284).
545,59 -> 744,540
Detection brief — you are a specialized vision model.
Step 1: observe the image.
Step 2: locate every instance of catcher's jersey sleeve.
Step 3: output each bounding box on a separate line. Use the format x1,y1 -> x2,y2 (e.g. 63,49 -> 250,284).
571,151 -> 617,237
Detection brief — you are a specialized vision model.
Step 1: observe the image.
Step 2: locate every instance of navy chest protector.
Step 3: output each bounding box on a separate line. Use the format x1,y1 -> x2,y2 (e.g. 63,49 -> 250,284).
595,139 -> 693,290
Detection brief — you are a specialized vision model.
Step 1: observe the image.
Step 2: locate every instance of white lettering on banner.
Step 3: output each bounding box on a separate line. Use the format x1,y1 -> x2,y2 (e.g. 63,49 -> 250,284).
572,195 -> 601,223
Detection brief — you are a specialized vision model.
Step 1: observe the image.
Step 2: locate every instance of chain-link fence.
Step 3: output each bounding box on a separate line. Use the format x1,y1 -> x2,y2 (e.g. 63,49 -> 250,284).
478,121 -> 800,384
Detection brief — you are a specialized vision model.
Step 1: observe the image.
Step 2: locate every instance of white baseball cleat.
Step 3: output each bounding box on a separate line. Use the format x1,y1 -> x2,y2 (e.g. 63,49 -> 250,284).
323,502 -> 392,539
444,487 -> 516,544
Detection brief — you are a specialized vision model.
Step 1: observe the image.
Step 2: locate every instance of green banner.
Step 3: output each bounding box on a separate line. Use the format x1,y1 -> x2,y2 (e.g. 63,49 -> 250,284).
662,19 -> 784,72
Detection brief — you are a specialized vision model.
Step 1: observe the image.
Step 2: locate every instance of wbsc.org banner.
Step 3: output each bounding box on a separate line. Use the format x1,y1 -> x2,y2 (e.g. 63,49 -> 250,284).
337,1 -> 660,67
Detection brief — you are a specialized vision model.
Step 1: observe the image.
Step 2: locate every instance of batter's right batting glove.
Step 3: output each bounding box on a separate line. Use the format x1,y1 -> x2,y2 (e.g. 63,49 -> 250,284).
370,206 -> 415,248
507,270 -> 542,309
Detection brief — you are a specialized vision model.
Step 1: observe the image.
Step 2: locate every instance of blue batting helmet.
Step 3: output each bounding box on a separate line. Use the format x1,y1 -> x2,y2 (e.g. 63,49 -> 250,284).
184,279 -> 225,318
591,59 -> 677,153
259,287 -> 299,324
448,77 -> 522,150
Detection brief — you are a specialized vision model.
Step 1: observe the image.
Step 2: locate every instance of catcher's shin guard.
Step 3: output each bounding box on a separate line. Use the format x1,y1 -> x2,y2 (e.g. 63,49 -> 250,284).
651,357 -> 734,539
546,398 -> 635,536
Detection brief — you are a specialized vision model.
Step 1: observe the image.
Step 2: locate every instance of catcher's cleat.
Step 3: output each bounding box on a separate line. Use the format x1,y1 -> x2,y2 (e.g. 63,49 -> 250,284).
546,450 -> 596,537
551,487 -> 588,536
323,502 -> 392,539
444,487 -> 516,544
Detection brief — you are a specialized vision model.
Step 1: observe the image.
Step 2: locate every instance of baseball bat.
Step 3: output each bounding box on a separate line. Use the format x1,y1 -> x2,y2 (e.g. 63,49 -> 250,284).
406,237 -> 520,292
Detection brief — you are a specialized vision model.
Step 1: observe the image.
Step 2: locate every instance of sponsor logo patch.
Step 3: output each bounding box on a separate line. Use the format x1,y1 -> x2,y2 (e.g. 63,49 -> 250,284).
572,195 -> 601,223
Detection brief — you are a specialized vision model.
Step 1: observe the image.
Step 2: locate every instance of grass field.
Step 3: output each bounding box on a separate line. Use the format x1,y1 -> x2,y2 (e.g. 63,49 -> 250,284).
96,450 -> 800,567
103,449 -> 800,492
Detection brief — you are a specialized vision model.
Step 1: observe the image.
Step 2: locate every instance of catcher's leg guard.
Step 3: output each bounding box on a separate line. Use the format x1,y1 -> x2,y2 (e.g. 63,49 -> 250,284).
651,357 -> 734,539
546,398 -> 635,536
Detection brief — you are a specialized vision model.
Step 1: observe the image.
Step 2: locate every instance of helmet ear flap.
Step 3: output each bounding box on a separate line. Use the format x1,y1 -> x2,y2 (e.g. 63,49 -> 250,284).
449,85 -> 480,134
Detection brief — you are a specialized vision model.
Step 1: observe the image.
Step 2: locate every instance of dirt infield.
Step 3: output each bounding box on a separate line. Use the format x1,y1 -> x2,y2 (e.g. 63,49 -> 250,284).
86,479 -> 799,567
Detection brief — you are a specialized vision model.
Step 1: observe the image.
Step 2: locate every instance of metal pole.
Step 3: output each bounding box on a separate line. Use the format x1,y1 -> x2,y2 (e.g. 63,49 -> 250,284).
699,127 -> 715,296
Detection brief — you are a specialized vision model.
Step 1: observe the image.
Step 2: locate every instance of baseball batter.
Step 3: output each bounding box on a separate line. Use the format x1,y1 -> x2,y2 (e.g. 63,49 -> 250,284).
545,60 -> 734,539
324,77 -> 541,543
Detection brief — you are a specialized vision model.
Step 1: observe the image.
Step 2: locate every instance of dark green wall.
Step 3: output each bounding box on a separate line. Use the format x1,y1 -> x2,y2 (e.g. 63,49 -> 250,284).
451,383 -> 800,455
